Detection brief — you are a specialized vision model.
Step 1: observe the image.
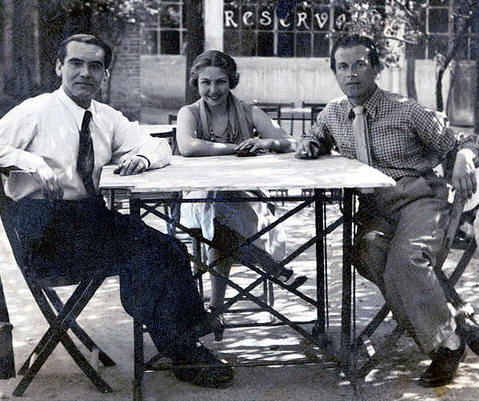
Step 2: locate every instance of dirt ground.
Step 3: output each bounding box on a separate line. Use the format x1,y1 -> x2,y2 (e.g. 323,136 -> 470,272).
1,202 -> 479,401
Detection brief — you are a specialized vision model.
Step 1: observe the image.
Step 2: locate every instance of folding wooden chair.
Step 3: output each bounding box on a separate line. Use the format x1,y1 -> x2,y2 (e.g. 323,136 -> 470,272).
0,171 -> 115,397
0,270 -> 15,380
301,102 -> 326,124
167,113 -> 177,125
353,190 -> 478,380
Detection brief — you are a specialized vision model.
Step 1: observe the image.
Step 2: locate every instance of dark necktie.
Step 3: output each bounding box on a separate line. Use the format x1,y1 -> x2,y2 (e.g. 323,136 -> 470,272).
77,110 -> 96,196
352,105 -> 372,165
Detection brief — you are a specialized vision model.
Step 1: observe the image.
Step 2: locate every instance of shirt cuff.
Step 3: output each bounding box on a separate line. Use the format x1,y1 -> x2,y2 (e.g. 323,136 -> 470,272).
15,150 -> 49,173
136,154 -> 151,169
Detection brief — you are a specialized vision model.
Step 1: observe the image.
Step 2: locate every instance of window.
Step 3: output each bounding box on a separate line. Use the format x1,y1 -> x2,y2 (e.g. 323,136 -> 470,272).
141,0 -> 186,55
223,0 -> 385,58
406,0 -> 451,60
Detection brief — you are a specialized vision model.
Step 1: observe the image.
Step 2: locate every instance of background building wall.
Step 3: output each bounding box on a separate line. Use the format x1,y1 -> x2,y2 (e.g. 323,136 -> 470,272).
138,55 -> 449,112
109,24 -> 141,120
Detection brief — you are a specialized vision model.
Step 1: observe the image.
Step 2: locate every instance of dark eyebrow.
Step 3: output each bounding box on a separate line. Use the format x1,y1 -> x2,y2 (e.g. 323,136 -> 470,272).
89,61 -> 105,68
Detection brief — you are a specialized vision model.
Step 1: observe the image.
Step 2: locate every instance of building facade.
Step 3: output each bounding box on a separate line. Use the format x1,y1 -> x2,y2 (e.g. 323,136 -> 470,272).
1,0 -> 475,124
133,0 -> 476,125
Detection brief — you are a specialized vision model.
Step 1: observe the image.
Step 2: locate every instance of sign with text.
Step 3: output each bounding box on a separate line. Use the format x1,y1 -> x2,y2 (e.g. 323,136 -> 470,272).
223,5 -> 349,32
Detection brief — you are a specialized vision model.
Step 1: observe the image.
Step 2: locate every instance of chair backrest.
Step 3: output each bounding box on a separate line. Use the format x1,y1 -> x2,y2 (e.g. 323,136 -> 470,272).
150,127 -> 180,156
168,113 -> 177,125
301,102 -> 327,125
0,171 -> 16,379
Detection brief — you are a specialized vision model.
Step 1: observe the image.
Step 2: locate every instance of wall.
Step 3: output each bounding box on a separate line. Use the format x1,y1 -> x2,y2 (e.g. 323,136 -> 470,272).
138,55 -> 448,111
141,55 -> 186,109
414,59 -> 450,111
109,23 -> 141,120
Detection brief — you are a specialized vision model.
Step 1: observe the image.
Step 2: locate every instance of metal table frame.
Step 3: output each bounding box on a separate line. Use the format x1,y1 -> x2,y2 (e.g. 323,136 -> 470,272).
100,154 -> 395,396
111,188 -> 356,372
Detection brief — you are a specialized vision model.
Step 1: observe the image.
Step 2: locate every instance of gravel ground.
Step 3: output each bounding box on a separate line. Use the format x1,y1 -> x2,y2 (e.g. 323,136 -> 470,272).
1,203 -> 479,401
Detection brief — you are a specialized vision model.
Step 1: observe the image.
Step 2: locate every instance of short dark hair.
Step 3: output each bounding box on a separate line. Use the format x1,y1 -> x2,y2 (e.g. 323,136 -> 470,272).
189,50 -> 239,90
330,34 -> 381,73
57,34 -> 112,69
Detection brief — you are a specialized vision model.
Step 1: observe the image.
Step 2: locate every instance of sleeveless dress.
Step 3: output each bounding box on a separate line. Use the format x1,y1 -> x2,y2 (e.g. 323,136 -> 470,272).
179,98 -> 286,261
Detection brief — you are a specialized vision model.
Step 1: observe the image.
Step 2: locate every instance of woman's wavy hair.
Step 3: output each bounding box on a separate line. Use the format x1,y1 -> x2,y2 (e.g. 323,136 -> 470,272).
189,50 -> 239,90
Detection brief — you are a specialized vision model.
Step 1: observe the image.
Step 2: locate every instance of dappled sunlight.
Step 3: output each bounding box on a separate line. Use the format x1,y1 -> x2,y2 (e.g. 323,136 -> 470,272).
2,196 -> 479,400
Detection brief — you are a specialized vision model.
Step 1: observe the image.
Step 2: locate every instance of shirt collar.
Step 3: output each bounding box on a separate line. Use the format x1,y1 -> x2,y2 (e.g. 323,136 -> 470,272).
57,86 -> 96,128
346,85 -> 382,120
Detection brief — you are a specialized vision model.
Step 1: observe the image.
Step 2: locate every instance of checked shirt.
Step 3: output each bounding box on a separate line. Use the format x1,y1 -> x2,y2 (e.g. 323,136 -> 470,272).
302,87 -> 477,180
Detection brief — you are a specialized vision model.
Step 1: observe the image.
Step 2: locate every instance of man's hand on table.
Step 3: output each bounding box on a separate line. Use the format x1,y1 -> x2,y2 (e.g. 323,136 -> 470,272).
452,148 -> 477,201
114,156 -> 148,176
295,140 -> 320,159
32,164 -> 64,201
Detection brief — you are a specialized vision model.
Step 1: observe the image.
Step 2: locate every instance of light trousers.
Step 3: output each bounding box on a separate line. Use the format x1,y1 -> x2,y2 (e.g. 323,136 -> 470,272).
353,175 -> 456,354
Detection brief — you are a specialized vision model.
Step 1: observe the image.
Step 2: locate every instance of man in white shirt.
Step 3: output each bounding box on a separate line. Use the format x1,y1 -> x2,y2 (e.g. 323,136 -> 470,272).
0,34 -> 233,388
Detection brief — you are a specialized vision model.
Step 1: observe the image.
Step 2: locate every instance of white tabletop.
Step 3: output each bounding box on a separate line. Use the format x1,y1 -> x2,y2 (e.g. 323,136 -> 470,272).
100,153 -> 395,194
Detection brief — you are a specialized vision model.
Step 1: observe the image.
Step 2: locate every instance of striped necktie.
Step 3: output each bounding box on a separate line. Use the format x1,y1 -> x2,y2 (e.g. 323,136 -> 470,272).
77,110 -> 96,196
352,105 -> 372,165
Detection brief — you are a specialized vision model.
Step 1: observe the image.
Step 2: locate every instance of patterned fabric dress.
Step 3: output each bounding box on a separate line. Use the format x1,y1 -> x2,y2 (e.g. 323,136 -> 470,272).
180,95 -> 286,261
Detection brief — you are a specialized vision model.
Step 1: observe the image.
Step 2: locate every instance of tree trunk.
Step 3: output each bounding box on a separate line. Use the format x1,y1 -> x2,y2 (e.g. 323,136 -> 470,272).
436,16 -> 472,112
103,24 -> 125,105
184,0 -> 204,104
406,58 -> 417,100
4,0 -> 42,106
474,40 -> 479,136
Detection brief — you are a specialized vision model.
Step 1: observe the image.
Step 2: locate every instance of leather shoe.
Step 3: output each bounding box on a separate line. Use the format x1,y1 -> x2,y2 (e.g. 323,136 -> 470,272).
418,340 -> 465,387
171,343 -> 234,388
193,305 -> 225,341
456,313 -> 479,356
278,269 -> 308,290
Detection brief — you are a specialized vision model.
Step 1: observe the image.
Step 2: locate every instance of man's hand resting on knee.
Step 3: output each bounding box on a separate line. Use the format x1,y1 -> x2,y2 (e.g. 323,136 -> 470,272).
32,164 -> 63,201
452,148 -> 477,201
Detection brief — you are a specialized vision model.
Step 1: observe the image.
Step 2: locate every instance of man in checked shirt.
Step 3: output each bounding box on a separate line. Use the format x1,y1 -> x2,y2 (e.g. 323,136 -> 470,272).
297,34 -> 479,387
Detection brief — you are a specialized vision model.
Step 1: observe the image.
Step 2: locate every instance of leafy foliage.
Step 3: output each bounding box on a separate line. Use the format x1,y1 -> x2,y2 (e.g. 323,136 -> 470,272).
58,0 -> 162,23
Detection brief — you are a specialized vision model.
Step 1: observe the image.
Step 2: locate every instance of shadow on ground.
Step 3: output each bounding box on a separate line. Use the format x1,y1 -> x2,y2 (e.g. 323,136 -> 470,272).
1,202 -> 478,401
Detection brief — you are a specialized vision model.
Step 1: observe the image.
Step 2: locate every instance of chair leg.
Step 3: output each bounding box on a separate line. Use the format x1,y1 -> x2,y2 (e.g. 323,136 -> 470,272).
44,287 -> 116,367
14,325 -> 113,396
356,239 -> 477,379
356,325 -> 404,379
18,284 -> 90,375
133,319 -> 144,401
192,237 -> 204,300
355,304 -> 390,349
14,278 -> 112,396
267,280 -> 274,309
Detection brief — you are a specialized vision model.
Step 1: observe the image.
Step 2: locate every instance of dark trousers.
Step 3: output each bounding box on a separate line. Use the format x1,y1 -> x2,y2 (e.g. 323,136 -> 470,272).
4,197 -> 206,353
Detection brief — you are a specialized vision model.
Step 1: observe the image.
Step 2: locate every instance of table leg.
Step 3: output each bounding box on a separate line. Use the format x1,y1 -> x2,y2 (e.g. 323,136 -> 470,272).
312,189 -> 328,345
129,198 -> 144,401
340,189 -> 355,372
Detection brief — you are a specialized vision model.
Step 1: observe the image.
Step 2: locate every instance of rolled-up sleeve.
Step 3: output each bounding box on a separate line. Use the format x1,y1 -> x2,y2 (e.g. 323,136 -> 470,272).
110,111 -> 172,169
0,103 -> 49,172
300,109 -> 335,154
410,103 -> 478,160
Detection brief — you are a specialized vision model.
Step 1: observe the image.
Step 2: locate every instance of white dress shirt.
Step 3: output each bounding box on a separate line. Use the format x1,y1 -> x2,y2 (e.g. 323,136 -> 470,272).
0,87 -> 171,200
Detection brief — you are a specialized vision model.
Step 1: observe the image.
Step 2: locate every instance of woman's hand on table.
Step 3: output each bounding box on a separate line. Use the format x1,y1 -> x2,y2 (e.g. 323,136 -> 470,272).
295,140 -> 321,159
235,138 -> 273,156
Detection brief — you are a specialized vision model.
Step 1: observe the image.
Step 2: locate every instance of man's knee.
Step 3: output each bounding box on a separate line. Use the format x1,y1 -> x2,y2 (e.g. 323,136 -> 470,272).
353,230 -> 388,283
384,237 -> 437,283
